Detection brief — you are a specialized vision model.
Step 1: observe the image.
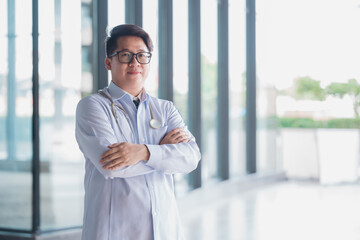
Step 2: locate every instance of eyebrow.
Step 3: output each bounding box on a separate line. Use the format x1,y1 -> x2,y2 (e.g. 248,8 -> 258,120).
118,48 -> 148,52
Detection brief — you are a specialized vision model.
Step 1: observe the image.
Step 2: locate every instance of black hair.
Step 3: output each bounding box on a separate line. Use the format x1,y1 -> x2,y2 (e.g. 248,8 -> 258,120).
105,24 -> 154,57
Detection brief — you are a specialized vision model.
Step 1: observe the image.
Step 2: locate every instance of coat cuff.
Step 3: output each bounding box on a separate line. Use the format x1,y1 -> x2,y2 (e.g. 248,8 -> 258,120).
145,144 -> 162,169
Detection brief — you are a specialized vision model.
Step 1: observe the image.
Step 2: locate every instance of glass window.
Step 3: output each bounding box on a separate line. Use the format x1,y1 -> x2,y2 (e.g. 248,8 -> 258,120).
201,0 -> 219,184
82,0 -> 95,94
38,0 -> 88,230
107,0 -> 125,84
229,0 -> 246,177
0,1 -> 8,161
108,0 -> 125,30
256,0 -> 279,173
0,0 -> 33,230
143,0 -> 159,96
173,0 -> 189,122
173,0 -> 190,195
256,0 -> 360,177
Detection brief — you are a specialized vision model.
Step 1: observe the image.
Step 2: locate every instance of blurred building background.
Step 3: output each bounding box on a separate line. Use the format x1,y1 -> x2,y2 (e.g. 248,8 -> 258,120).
1,0 -> 360,239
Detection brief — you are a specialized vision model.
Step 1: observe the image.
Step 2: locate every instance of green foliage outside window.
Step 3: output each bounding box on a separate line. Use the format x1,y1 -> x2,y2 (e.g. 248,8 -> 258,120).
294,77 -> 360,118
326,78 -> 360,118
280,77 -> 360,129
294,76 -> 326,101
277,117 -> 360,129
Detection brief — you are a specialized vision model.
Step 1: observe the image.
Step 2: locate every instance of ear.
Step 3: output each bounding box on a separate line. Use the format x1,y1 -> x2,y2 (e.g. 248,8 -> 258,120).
105,58 -> 111,70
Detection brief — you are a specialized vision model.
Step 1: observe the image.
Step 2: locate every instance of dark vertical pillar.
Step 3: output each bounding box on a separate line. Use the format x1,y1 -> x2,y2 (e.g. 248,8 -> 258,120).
158,0 -> 173,101
246,0 -> 256,174
125,0 -> 142,27
92,0 -> 108,91
32,0 -> 40,233
217,0 -> 229,180
188,0 -> 202,189
7,0 -> 16,161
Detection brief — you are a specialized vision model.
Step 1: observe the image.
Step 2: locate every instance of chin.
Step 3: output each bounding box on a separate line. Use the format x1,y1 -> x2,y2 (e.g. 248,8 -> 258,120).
128,77 -> 143,83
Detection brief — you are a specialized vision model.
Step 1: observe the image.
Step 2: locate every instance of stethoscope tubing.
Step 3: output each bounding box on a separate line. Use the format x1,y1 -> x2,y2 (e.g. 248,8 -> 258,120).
98,90 -> 162,142
99,90 -> 135,142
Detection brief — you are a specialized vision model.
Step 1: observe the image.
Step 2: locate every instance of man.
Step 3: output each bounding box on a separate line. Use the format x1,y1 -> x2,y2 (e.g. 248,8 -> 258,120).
75,24 -> 201,240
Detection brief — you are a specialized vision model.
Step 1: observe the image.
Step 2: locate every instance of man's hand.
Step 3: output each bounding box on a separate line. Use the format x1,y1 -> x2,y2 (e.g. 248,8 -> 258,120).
159,127 -> 190,145
100,143 -> 150,171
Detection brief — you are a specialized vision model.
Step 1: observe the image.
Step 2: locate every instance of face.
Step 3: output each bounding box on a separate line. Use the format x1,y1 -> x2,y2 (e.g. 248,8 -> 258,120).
105,36 -> 150,95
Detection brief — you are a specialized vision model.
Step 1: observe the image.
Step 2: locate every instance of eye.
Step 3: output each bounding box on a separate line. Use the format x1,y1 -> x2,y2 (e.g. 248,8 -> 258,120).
139,53 -> 150,58
120,52 -> 131,57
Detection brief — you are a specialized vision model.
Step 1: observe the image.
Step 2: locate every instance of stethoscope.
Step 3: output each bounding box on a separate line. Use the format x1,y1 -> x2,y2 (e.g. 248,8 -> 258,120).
98,90 -> 162,132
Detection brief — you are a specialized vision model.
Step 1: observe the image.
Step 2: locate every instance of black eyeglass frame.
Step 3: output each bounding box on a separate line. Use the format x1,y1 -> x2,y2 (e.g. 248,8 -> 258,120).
108,50 -> 152,64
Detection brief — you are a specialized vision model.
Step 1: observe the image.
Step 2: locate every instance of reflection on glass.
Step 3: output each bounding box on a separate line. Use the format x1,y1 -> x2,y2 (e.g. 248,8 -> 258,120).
0,0 -> 32,230
143,0 -> 159,96
229,0 -> 246,177
173,0 -> 190,196
201,0 -> 218,184
38,0 -> 88,230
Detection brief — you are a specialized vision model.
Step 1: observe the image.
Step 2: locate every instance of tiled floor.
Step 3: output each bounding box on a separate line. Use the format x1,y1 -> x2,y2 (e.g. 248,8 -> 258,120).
1,172 -> 360,240
179,180 -> 360,240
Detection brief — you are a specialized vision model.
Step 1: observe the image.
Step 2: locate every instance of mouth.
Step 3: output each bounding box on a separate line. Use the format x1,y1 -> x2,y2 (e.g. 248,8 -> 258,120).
127,70 -> 141,75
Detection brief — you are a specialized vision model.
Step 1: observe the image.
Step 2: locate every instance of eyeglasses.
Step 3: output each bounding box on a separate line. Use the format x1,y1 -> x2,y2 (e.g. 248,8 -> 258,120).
108,50 -> 152,64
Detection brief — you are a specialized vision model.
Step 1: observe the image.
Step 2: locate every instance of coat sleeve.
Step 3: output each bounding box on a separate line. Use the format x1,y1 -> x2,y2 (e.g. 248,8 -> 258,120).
75,96 -> 155,179
145,101 -> 201,174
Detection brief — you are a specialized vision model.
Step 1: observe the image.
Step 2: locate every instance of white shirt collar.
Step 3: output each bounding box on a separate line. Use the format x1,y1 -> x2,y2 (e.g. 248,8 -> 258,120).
108,81 -> 147,102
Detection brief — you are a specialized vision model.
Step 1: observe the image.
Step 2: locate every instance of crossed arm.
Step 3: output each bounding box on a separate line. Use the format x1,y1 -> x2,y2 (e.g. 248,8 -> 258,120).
100,128 -> 190,171
76,96 -> 200,178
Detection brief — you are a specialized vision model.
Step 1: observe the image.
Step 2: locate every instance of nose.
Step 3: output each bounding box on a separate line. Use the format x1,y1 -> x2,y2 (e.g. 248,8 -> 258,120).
129,54 -> 140,66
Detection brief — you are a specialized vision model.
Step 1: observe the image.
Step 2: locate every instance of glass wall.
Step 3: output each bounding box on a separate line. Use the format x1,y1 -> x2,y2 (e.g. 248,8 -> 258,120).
107,0 -> 125,84
173,0 -> 189,122
38,0 -> 89,230
257,0 -> 360,181
82,0 -> 94,93
229,0 -> 246,177
173,0 -> 190,195
108,0 -> 125,30
0,0 -> 33,230
201,0 -> 219,184
143,0 -> 159,96
256,0 -> 279,173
